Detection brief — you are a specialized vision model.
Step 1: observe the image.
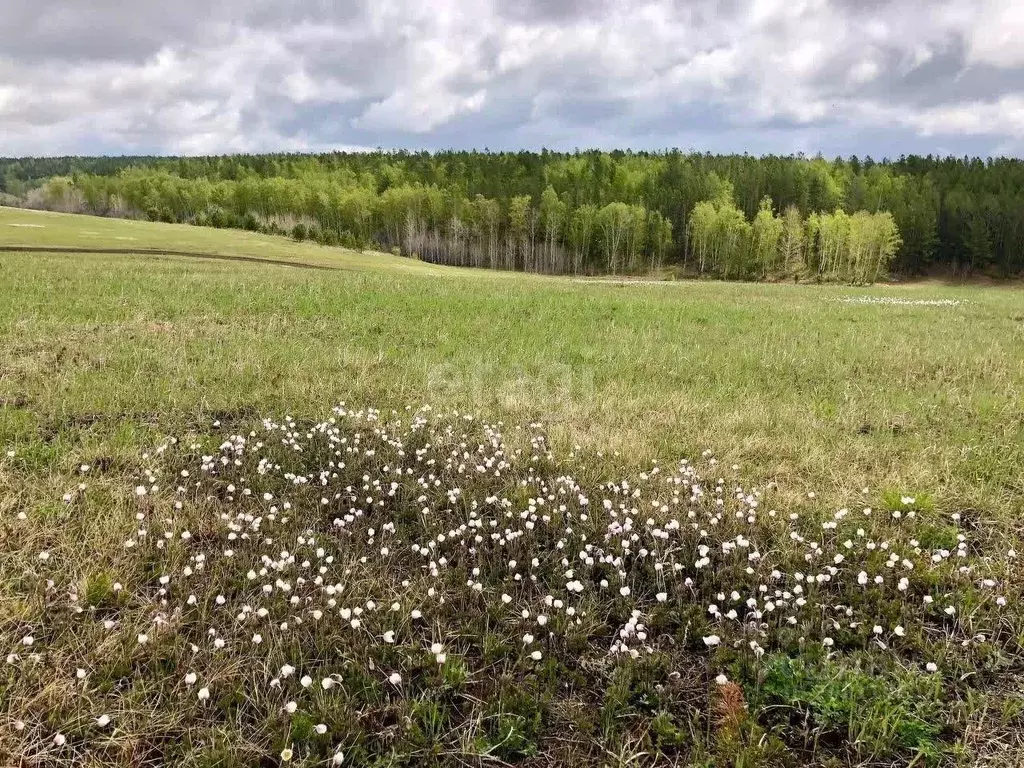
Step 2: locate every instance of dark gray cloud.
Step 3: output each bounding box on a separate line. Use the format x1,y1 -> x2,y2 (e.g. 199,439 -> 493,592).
496,0 -> 612,23
1,0 -> 1022,156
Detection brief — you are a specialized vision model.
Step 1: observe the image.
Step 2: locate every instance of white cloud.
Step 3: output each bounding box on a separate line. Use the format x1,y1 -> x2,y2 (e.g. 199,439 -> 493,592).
356,88 -> 488,133
909,95 -> 1024,136
966,0 -> 1024,68
0,0 -> 1022,156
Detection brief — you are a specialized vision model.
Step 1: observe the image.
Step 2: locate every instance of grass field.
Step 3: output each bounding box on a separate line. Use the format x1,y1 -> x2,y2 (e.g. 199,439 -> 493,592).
2,206 -> 1023,766
0,207 -> 445,273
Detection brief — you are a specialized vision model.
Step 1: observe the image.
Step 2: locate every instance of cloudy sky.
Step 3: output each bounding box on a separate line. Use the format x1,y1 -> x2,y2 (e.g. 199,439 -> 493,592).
1,0 -> 1022,158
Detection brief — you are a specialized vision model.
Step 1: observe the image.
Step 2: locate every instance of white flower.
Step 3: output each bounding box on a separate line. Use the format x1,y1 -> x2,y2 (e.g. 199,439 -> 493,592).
300,675 -> 312,688
54,733 -> 67,746
715,674 -> 729,685
702,635 -> 720,647
280,664 -> 295,677
332,751 -> 345,765
285,701 -> 298,713
530,650 -> 542,660
410,609 -> 422,619
656,592 -> 667,602
536,615 -> 548,626
137,633 -> 148,645
321,678 -> 336,690
894,626 -> 906,637
185,672 -> 197,685
619,586 -> 631,597
198,687 -> 210,701
281,747 -> 293,761
315,724 -> 328,735
430,642 -> 444,655
96,714 -> 111,727
925,662 -> 938,673
388,672 -> 402,685
383,630 -> 396,644
523,633 -> 534,645
21,635 -> 33,646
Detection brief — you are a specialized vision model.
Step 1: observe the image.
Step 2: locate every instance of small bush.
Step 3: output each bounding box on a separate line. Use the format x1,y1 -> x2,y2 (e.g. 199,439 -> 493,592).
882,489 -> 936,515
760,655 -> 945,759
82,569 -> 116,608
482,687 -> 544,761
240,212 -> 260,232
651,711 -> 688,749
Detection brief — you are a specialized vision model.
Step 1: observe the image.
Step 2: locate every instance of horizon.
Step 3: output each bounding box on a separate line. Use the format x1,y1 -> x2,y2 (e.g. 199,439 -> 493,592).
4,148 -> 1024,163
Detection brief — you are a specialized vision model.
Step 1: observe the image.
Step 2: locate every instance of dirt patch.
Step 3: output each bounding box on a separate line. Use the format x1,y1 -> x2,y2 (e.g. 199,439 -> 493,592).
0,245 -> 341,272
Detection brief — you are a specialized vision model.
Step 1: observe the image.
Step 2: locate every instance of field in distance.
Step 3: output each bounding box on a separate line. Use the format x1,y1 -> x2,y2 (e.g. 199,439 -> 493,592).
1,207 -> 1023,766
0,206 -> 446,273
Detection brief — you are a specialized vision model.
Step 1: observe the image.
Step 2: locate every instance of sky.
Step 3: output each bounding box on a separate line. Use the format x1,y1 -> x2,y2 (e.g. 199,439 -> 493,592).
1,0 -> 1023,158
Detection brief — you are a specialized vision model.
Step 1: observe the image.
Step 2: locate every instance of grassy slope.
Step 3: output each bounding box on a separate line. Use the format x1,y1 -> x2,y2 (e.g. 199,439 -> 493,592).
0,206 -> 444,273
2,210 -> 1024,765
2,208 -> 1022,516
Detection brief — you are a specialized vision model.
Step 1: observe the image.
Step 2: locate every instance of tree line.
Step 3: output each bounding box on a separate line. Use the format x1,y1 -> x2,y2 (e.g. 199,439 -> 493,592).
35,170 -> 676,275
686,183 -> 900,282
2,149 -> 1022,279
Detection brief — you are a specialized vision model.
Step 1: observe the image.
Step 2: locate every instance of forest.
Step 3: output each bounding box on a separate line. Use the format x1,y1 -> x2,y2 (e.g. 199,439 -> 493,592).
2,150 -> 1022,280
